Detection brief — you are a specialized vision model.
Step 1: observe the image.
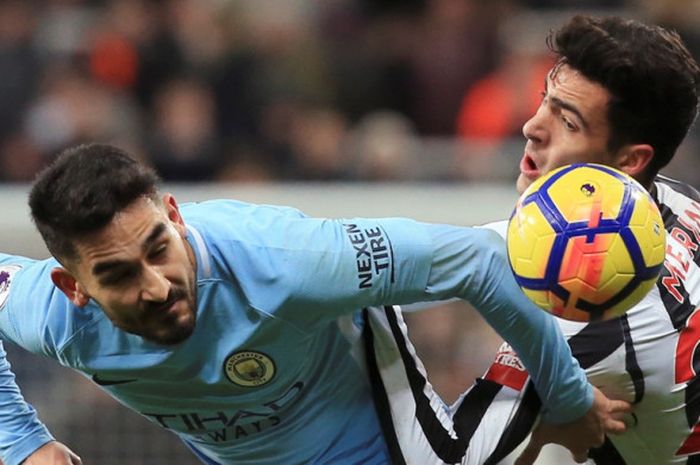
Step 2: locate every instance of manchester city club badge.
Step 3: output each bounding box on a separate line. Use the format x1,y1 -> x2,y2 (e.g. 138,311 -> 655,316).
224,350 -> 276,387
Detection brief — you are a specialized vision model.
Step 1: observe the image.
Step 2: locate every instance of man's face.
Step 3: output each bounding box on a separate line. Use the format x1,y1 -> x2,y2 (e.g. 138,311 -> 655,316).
517,63 -> 619,194
65,195 -> 197,346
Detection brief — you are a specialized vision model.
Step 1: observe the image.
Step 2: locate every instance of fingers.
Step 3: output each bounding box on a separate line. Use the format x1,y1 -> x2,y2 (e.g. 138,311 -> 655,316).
605,416 -> 629,435
608,399 -> 632,414
604,398 -> 632,435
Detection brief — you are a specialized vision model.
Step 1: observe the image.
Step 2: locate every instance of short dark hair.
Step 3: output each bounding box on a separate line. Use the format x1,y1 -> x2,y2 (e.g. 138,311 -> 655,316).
29,144 -> 161,262
548,15 -> 700,175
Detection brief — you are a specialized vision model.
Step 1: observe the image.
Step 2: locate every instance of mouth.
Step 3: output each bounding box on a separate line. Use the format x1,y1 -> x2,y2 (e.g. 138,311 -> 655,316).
131,289 -> 196,346
519,153 -> 540,180
147,295 -> 184,319
160,299 -> 180,315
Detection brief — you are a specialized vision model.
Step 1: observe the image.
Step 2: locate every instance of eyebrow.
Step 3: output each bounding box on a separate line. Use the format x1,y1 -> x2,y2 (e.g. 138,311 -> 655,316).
91,222 -> 167,276
544,77 -> 590,130
550,95 -> 589,130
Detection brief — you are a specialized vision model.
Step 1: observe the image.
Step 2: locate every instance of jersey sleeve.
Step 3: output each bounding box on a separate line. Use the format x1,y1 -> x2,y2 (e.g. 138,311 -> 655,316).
0,255 -> 61,356
208,210 -> 591,424
422,224 -> 591,424
0,341 -> 55,465
0,256 -> 58,465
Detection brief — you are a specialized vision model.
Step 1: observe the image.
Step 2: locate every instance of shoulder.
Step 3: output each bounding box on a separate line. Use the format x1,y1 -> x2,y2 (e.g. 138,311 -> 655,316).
180,199 -> 317,281
0,254 -> 90,355
181,199 -> 307,236
181,199 -> 309,255
654,175 -> 700,205
0,254 -> 51,311
0,257 -> 28,312
653,176 -> 700,234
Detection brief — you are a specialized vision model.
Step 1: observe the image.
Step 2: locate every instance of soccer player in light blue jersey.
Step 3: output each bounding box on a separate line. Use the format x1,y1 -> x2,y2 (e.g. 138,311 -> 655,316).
0,144 -> 628,465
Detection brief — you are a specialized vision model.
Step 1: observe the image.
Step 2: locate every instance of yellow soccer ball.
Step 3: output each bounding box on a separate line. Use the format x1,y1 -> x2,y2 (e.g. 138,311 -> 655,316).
507,163 -> 666,322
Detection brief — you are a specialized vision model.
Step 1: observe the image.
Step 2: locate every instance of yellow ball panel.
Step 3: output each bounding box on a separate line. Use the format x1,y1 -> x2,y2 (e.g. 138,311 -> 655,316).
521,166 -> 565,197
508,202 -> 556,279
648,239 -> 666,269
604,234 -> 636,276
558,233 -> 632,285
595,272 -> 635,304
559,234 -> 634,306
602,276 -> 658,320
558,277 -> 598,307
523,288 -> 554,311
626,191 -> 653,228
526,289 -> 592,322
627,193 -> 666,268
548,167 -> 626,224
507,164 -> 665,322
549,294 -> 594,322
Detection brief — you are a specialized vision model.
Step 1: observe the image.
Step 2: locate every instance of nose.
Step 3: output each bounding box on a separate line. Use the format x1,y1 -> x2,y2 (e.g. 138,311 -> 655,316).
522,106 -> 547,145
140,266 -> 170,303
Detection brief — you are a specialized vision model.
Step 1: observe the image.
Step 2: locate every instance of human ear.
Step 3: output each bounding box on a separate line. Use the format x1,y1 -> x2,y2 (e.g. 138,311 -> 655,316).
163,193 -> 185,230
50,267 -> 90,307
616,144 -> 654,183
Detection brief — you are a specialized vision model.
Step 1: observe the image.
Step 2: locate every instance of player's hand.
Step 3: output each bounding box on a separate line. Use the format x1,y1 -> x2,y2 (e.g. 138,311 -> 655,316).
515,386 -> 631,465
22,441 -> 82,465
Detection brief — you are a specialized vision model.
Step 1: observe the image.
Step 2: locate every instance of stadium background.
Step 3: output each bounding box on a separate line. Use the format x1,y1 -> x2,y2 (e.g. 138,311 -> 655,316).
0,0 -> 697,463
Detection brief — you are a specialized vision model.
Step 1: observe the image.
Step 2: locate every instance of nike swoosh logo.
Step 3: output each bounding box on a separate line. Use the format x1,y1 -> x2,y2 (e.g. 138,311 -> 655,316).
91,374 -> 137,386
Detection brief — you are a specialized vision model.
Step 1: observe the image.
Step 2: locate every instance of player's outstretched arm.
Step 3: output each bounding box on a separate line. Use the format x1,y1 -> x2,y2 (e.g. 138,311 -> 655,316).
0,341 -> 63,465
422,227 -> 594,423
20,441 -> 82,465
515,386 -> 630,465
422,226 -> 635,459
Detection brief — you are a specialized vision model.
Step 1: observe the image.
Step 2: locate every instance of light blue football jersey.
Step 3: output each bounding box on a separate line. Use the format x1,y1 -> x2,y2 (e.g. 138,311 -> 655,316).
0,199 -> 591,465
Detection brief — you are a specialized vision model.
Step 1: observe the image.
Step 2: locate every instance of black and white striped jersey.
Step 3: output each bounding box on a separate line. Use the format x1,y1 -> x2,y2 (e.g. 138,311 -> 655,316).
366,175 -> 700,465
552,175 -> 700,465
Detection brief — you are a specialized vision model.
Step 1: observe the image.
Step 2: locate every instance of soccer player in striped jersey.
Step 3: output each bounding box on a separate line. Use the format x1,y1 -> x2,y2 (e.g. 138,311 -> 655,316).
366,14 -> 700,465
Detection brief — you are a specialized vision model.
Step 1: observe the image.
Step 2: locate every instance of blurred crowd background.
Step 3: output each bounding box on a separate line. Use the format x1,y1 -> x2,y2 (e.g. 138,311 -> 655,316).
0,0 -> 698,185
2,0 -> 700,463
